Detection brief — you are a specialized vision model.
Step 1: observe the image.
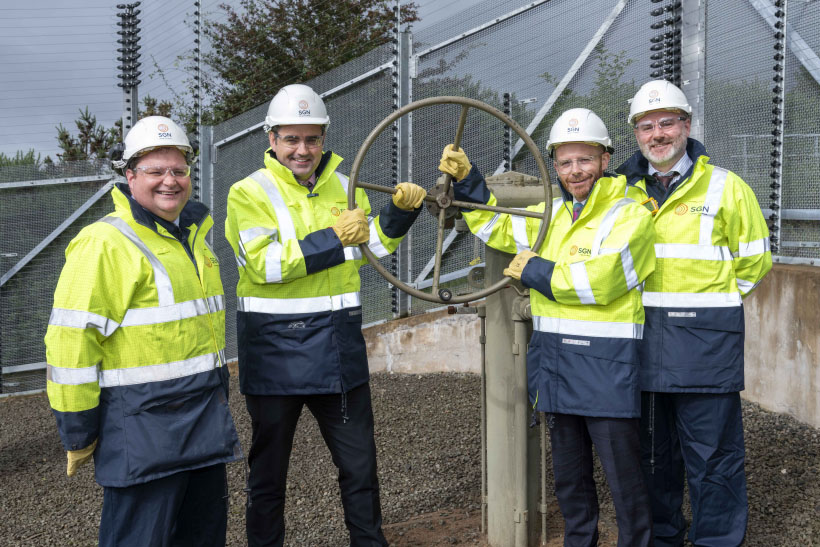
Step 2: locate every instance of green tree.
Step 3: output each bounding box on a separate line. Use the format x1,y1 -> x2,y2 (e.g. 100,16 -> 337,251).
532,45 -> 637,167
55,107 -> 121,162
0,149 -> 42,168
198,0 -> 419,124
0,149 -> 45,183
141,95 -> 174,118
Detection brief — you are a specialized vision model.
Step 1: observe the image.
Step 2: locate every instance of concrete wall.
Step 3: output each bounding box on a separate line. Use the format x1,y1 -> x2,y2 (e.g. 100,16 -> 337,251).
744,264 -> 820,428
364,309 -> 481,374
364,263 -> 820,429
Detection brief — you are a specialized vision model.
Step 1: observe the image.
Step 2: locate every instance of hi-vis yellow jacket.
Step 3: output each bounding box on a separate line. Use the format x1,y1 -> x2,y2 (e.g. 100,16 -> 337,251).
225,150 -> 419,396
45,184 -> 240,487
617,139 -> 772,392
456,166 -> 656,417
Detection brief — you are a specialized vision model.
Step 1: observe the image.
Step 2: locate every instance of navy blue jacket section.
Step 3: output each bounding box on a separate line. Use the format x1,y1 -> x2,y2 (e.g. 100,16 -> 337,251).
237,306 -> 368,396
379,200 -> 422,238
94,366 -> 240,487
52,406 -> 100,451
453,165 -> 492,205
520,256 -> 556,300
527,330 -> 640,418
299,227 -> 346,275
640,305 -> 745,392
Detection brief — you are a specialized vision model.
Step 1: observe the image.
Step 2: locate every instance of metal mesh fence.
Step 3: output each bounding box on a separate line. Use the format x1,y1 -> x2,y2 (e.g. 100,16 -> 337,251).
1,172 -> 115,394
704,0 -> 820,262
3,0 -> 820,392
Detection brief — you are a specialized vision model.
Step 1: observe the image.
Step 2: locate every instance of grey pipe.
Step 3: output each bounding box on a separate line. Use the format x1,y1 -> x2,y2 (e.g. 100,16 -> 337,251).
512,296 -> 531,547
479,306 -> 488,534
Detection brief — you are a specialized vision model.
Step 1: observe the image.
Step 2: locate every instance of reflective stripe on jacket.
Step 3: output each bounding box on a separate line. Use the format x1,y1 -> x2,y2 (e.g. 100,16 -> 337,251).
45,185 -> 240,487
617,138 -> 772,392
456,166 -> 656,417
225,150 -> 417,395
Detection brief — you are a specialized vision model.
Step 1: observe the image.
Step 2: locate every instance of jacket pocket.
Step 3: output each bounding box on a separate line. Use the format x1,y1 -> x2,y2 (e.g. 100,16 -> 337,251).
660,306 -> 744,389
238,311 -> 340,393
119,372 -> 235,480
554,335 -> 640,417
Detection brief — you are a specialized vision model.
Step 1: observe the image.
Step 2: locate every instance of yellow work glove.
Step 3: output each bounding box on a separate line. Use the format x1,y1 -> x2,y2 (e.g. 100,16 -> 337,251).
331,208 -> 370,246
503,250 -> 539,280
392,182 -> 426,210
438,144 -> 472,181
66,439 -> 97,477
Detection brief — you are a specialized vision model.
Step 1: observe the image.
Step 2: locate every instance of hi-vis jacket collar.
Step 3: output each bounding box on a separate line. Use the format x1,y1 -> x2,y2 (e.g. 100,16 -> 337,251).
616,137 -> 707,186
113,182 -> 209,235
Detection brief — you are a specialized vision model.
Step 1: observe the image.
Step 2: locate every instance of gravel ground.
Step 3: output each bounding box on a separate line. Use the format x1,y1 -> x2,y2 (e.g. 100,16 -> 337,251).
1,372 -> 818,546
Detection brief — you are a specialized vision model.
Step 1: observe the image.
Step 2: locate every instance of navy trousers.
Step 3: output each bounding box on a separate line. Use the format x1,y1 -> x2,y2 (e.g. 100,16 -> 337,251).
98,463 -> 228,547
549,413 -> 652,547
244,382 -> 388,547
640,391 -> 748,547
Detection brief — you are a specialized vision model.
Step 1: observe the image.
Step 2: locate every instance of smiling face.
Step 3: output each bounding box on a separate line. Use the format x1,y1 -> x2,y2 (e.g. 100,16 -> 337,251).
634,109 -> 691,172
125,147 -> 191,222
553,142 -> 610,202
269,124 -> 325,181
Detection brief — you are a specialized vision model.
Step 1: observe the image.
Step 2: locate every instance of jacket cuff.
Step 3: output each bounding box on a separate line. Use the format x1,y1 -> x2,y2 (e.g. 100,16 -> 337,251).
299,228 -> 346,274
379,200 -> 422,239
52,407 -> 99,451
520,256 -> 556,300
453,164 -> 491,205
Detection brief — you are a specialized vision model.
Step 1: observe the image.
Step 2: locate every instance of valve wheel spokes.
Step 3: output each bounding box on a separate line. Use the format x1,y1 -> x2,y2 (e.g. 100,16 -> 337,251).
349,96 -> 552,304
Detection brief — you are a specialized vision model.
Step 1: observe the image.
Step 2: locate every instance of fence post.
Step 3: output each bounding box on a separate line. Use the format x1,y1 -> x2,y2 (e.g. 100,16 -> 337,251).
116,2 -> 142,135
394,25 -> 413,317
680,0 -> 706,142
769,0 -> 788,254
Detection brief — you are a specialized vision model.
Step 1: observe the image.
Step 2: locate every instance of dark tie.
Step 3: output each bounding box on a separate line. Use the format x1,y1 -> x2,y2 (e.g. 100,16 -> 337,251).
572,202 -> 583,223
654,171 -> 678,189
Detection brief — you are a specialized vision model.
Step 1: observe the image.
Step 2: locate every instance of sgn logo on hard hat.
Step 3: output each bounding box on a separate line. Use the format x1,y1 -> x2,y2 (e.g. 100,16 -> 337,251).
157,123 -> 172,139
567,117 -> 580,134
648,89 -> 661,106
298,99 -> 311,117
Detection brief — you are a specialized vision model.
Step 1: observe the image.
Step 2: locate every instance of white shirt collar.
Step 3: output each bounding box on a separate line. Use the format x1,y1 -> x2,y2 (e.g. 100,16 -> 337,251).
648,152 -> 693,182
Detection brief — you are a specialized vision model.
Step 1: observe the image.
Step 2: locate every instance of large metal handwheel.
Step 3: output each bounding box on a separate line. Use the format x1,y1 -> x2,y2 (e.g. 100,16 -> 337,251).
348,96 -> 552,304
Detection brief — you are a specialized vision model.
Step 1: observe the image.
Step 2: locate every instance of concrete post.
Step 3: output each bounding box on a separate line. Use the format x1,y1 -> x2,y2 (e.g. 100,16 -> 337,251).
483,172 -> 547,546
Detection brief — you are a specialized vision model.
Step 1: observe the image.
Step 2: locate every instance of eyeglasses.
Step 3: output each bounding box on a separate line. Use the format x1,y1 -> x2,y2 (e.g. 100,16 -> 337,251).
554,155 -> 601,173
133,165 -> 191,179
633,116 -> 687,134
274,133 -> 324,149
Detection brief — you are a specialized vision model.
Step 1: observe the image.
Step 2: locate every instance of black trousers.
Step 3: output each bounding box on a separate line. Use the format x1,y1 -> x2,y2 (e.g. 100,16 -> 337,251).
549,413 -> 652,547
99,463 -> 228,547
640,392 -> 747,547
244,383 -> 388,547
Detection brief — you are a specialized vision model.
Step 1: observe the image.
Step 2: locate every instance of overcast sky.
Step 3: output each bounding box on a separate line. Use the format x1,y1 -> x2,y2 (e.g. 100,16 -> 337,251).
0,0 -> 489,161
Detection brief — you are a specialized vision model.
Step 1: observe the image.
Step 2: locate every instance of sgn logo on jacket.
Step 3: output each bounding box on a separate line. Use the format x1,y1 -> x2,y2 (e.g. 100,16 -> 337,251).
674,203 -> 711,216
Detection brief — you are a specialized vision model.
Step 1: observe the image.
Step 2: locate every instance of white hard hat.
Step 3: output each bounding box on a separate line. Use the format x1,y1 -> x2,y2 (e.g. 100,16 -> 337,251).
546,108 -> 613,157
628,80 -> 692,125
263,84 -> 330,132
111,116 -> 192,170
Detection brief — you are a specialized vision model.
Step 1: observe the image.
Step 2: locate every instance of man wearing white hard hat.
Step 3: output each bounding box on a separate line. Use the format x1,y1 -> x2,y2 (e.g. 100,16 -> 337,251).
45,116 -> 241,546
439,108 -> 656,546
617,80 -> 772,546
225,84 -> 425,546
